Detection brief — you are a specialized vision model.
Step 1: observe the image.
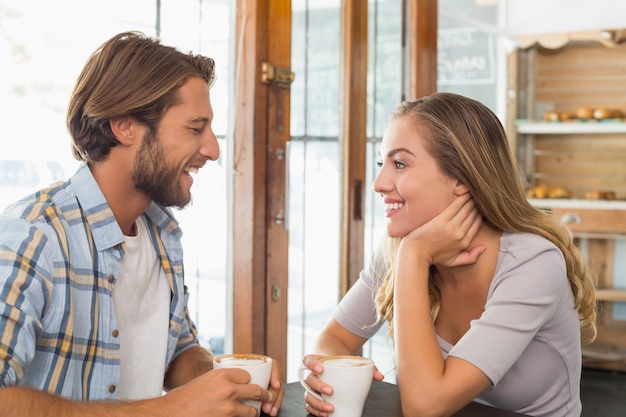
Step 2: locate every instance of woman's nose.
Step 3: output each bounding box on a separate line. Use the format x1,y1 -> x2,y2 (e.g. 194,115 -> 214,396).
372,169 -> 388,194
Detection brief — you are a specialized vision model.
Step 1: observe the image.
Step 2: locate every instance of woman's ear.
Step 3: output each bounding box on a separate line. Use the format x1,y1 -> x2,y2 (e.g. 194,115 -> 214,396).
454,181 -> 470,196
109,116 -> 136,146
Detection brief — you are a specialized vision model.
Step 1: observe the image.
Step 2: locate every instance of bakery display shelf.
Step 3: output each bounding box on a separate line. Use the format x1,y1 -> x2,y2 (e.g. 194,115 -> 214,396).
515,120 -> 626,135
528,198 -> 626,211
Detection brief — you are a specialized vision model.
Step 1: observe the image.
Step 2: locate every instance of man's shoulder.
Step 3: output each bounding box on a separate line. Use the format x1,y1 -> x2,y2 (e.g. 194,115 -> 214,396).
0,180 -> 78,251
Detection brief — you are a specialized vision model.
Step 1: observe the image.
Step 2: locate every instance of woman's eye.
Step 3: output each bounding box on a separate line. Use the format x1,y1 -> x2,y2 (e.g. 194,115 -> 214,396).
376,161 -> 383,168
394,160 -> 406,169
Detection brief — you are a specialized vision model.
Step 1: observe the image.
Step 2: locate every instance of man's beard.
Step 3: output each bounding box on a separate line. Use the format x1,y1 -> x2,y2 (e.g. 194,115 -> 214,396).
132,131 -> 192,209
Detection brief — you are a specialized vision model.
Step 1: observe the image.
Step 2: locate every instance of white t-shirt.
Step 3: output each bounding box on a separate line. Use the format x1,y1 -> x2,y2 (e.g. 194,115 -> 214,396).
113,215 -> 170,400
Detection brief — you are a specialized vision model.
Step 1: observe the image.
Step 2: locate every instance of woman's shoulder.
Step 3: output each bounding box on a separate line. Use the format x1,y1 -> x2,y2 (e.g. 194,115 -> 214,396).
499,231 -> 561,260
496,231 -> 567,287
491,232 -> 570,304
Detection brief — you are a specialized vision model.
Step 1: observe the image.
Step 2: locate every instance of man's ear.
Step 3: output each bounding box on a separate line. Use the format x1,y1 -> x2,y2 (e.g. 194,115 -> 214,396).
109,116 -> 136,146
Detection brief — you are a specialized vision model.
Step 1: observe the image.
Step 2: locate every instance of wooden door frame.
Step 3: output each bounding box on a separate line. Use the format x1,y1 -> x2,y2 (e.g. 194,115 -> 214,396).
406,0 -> 438,99
340,0 -> 368,294
232,0 -> 291,381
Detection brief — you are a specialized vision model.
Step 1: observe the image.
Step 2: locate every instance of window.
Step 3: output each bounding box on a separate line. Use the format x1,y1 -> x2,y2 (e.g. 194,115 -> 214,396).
0,0 -> 231,355
286,0 -> 403,383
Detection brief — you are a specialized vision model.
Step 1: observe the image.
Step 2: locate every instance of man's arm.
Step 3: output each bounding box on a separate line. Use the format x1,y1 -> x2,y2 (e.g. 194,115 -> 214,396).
0,366 -> 270,417
164,344 -> 213,390
0,386 -> 165,417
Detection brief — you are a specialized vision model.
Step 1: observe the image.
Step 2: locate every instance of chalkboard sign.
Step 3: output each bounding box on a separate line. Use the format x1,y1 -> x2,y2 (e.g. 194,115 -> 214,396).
438,27 -> 496,86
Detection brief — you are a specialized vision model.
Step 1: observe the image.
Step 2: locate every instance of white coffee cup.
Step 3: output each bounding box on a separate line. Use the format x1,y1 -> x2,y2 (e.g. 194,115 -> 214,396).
213,353 -> 272,412
298,355 -> 374,417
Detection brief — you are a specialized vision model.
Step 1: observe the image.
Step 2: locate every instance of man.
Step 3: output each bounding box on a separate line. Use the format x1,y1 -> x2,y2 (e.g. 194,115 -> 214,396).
0,31 -> 283,417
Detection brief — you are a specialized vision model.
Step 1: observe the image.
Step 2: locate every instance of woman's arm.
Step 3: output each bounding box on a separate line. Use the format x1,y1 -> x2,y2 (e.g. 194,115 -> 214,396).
394,194 -> 488,417
312,318 -> 368,357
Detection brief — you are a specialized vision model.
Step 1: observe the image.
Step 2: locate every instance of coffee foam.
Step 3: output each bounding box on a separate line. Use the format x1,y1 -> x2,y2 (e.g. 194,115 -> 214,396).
216,354 -> 270,367
321,356 -> 372,367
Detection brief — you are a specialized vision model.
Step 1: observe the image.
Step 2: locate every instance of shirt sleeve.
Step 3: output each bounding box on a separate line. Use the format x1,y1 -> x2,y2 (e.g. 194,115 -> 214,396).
334,246 -> 386,339
0,218 -> 52,388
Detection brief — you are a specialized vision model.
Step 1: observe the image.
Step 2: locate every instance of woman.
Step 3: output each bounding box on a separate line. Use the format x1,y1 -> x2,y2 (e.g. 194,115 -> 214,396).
301,93 -> 596,417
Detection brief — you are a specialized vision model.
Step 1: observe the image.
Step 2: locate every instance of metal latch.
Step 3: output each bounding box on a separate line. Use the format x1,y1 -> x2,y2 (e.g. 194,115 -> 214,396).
261,61 -> 295,88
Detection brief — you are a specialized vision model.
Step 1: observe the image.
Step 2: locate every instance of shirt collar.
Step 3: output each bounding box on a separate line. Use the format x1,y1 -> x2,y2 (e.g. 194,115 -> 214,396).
71,164 -> 182,252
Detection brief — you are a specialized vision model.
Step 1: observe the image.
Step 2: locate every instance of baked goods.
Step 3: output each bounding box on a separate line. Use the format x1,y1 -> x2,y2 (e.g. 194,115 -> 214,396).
585,190 -> 616,200
576,106 -> 594,119
548,186 -> 572,199
543,111 -> 575,122
543,111 -> 559,122
527,185 -> 571,199
527,184 -> 549,199
593,108 -> 614,119
541,107 -> 624,122
574,106 -> 623,120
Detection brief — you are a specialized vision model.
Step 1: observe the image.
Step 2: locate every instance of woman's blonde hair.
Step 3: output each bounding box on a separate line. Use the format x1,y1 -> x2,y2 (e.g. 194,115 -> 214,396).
374,93 -> 597,342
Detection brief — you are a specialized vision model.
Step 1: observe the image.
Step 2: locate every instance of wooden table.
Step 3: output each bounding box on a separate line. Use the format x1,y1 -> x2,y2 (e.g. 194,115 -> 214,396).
275,380 -> 530,417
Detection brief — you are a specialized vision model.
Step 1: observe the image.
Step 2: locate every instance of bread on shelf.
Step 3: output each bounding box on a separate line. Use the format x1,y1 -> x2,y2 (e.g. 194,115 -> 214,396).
527,185 -> 572,199
585,190 -> 616,200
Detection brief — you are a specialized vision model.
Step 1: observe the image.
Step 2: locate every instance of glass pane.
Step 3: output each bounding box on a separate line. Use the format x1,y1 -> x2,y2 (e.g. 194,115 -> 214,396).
367,0 -> 403,138
288,0 -> 342,382
0,0 -> 230,357
0,0 -> 156,213
438,0 -> 501,113
290,0 -> 341,137
287,139 -> 341,381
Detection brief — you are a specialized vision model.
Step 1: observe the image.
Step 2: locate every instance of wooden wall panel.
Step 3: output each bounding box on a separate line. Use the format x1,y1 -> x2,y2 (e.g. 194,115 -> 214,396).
532,134 -> 626,198
533,43 -> 626,114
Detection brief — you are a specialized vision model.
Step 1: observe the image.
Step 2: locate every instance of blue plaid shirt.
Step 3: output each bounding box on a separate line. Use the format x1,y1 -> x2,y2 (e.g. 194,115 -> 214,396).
0,164 -> 199,400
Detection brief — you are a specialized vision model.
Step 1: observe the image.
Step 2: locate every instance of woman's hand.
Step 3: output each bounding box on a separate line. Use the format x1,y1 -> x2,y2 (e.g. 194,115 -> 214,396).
300,355 -> 384,417
300,355 -> 333,416
400,193 -> 484,268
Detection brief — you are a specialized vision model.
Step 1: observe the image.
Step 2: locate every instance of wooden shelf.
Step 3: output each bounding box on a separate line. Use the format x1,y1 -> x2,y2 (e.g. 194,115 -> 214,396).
516,120 -> 626,134
596,288 -> 626,302
514,44 -> 626,373
528,199 -> 626,211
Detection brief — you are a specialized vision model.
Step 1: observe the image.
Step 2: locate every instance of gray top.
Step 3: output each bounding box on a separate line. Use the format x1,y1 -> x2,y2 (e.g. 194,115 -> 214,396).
334,231 -> 582,417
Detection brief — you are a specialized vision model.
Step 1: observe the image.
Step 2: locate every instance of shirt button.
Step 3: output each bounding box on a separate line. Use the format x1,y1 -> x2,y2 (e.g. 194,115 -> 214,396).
108,275 -> 115,283
113,243 -> 123,250
112,329 -> 119,337
108,385 -> 116,393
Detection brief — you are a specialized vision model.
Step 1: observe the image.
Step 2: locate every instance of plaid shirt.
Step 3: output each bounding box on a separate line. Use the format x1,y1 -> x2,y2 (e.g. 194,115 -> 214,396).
0,164 -> 198,400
